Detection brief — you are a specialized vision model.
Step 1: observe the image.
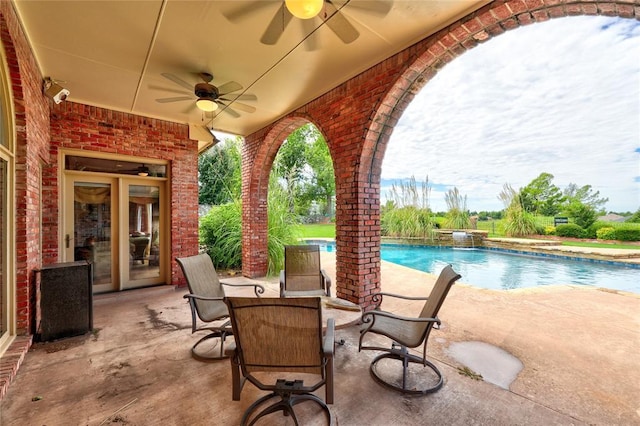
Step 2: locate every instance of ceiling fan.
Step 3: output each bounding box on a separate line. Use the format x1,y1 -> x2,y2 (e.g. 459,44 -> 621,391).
224,0 -> 391,48
155,72 -> 257,118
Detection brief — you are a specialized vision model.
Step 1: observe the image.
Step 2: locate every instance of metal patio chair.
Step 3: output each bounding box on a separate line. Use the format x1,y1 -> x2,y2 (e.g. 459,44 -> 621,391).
225,296 -> 335,425
359,264 -> 461,394
176,253 -> 264,361
280,244 -> 331,298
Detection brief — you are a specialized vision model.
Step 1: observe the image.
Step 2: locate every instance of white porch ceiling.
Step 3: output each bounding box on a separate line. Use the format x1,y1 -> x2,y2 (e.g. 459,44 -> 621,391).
13,0 -> 489,140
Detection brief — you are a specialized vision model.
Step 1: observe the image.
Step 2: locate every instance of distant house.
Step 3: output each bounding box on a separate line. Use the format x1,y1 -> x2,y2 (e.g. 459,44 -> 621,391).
598,214 -> 627,223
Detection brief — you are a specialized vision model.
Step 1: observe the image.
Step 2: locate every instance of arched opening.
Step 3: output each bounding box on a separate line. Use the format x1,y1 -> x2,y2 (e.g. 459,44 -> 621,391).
377,15 -> 638,289
354,0 -> 639,306
242,117 -> 335,278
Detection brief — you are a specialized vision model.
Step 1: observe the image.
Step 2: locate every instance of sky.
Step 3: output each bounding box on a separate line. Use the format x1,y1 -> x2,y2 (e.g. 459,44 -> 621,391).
380,16 -> 640,214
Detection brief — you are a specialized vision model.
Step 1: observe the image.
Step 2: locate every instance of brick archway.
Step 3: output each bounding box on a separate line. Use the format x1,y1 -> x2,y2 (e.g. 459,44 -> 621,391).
242,114 -> 317,277
242,0 -> 638,307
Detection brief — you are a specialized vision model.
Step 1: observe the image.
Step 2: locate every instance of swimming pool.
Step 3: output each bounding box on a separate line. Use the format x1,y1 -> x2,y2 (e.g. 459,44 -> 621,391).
316,241 -> 640,294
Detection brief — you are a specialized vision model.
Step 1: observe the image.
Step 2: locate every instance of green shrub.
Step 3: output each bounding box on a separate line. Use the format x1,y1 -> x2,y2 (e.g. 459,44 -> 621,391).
585,221 -> 610,239
503,208 -> 537,237
266,184 -> 302,275
199,201 -> 243,269
596,227 -> 616,240
564,203 -> 597,228
555,223 -> 585,238
199,186 -> 301,275
626,209 -> 640,223
381,206 -> 434,239
443,187 -> 471,229
613,226 -> 640,242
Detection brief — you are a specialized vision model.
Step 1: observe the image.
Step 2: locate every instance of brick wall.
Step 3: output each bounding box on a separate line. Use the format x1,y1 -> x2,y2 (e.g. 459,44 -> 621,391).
1,4 -> 50,335
241,0 -> 639,309
47,103 -> 200,287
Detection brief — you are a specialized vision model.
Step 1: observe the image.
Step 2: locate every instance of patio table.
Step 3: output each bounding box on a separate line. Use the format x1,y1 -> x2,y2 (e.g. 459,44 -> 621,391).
220,277 -> 362,330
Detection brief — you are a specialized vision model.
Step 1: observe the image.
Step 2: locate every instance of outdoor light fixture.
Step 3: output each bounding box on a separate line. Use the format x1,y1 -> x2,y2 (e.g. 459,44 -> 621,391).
196,97 -> 219,112
43,77 -> 70,104
137,165 -> 150,177
285,0 -> 323,19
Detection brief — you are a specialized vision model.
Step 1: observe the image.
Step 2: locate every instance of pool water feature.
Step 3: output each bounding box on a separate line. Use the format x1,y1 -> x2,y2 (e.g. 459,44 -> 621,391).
315,241 -> 640,294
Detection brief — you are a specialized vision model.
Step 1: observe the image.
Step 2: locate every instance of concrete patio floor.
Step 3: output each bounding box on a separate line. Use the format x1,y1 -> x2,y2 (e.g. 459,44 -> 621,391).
1,253 -> 639,425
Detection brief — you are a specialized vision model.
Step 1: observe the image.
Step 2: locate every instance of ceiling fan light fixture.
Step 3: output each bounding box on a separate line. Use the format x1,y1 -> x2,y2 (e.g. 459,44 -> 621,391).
285,0 -> 323,19
196,97 -> 219,112
137,165 -> 150,177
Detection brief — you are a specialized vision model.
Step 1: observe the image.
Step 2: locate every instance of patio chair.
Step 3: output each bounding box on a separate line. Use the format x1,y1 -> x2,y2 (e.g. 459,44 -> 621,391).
176,253 -> 264,361
358,264 -> 461,395
280,244 -> 331,298
225,296 -> 335,426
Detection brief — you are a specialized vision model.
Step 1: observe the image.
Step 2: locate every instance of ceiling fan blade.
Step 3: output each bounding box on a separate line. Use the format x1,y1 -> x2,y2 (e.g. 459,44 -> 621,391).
156,96 -> 193,103
217,81 -> 243,95
234,93 -> 258,101
161,73 -> 193,91
347,0 -> 392,16
223,1 -> 274,22
215,101 -> 241,118
149,85 -> 190,95
302,19 -> 319,51
218,100 -> 256,113
182,102 -> 197,114
325,1 -> 359,44
261,3 -> 293,45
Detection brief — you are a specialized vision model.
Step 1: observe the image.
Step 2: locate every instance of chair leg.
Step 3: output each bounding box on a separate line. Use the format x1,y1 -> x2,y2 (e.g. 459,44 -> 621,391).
369,346 -> 444,395
230,355 -> 242,401
191,329 -> 231,362
241,383 -> 333,426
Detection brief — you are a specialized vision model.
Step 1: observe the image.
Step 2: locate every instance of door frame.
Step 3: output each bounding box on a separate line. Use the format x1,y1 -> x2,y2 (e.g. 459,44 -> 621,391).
61,151 -> 170,293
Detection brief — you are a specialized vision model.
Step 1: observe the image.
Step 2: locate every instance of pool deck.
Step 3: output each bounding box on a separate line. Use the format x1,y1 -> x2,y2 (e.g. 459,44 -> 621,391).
1,249 -> 638,425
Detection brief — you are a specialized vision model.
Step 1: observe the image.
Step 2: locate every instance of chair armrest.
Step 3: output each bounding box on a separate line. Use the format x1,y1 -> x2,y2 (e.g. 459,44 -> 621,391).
361,309 -> 440,327
323,318 -> 335,356
320,269 -> 332,297
371,291 -> 428,309
279,270 -> 285,297
183,294 -> 224,302
221,281 -> 265,297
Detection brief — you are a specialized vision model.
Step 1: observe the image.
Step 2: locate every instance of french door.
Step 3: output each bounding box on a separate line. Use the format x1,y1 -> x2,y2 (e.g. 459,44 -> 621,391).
64,175 -> 167,293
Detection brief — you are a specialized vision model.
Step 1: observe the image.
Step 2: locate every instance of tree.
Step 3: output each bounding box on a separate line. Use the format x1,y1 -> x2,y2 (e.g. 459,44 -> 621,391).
273,126 -> 310,214
272,123 -> 336,219
302,133 -> 335,216
561,183 -> 609,229
198,137 -> 241,205
562,183 -> 609,212
519,172 -> 565,216
626,208 -> 640,223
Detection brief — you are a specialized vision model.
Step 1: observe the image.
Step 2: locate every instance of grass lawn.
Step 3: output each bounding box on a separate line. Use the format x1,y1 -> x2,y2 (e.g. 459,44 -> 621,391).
299,224 -> 335,238
561,241 -> 640,250
299,223 -> 639,249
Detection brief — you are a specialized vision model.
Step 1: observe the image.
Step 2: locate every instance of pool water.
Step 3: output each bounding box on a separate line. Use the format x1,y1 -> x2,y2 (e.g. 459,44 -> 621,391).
317,242 -> 640,294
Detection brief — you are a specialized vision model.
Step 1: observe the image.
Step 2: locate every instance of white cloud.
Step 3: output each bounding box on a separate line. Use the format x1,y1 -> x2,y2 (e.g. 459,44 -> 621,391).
381,16 -> 640,213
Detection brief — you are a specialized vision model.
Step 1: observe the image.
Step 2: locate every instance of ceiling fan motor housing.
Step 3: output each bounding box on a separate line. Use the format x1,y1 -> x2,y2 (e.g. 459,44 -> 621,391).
195,82 -> 218,99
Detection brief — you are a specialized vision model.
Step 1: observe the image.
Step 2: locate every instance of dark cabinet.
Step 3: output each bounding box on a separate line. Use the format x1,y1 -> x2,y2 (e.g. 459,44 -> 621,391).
36,261 -> 93,342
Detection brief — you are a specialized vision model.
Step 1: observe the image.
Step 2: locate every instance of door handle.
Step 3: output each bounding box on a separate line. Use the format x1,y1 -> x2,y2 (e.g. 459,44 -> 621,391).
65,234 -> 71,248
